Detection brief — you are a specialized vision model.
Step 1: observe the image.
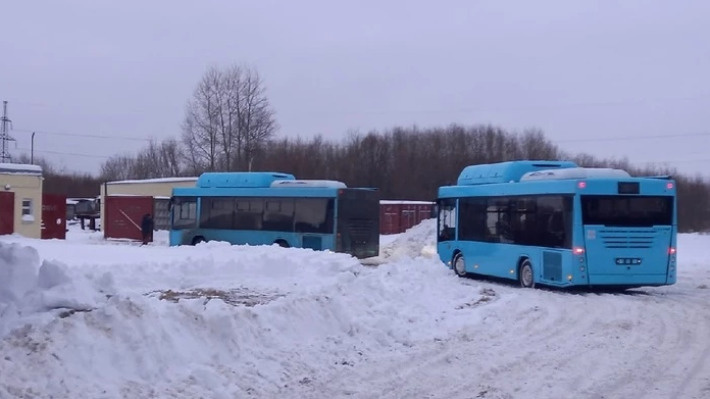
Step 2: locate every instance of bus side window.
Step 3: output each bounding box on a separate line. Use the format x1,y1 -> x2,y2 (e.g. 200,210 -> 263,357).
235,199 -> 263,230
547,213 -> 565,247
496,212 -> 513,243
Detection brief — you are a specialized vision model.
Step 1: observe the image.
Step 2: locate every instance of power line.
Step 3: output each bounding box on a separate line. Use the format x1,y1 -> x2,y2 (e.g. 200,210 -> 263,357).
12,126 -> 709,145
634,158 -> 710,165
556,131 -> 710,143
10,127 -> 152,142
15,146 -> 115,159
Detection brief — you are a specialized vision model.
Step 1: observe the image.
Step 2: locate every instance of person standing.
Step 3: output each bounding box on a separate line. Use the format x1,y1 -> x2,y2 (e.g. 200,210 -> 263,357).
141,213 -> 154,245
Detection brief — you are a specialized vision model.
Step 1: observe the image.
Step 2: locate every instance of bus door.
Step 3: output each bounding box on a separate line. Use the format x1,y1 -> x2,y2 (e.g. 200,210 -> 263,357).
581,195 -> 674,280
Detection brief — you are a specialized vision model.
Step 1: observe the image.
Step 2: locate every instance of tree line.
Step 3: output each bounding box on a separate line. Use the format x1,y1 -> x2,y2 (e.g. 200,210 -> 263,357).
38,64 -> 710,233
40,123 -> 710,233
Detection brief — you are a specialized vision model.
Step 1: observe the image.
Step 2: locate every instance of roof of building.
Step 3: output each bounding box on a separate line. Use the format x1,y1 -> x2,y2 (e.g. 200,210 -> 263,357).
380,200 -> 435,205
0,162 -> 43,175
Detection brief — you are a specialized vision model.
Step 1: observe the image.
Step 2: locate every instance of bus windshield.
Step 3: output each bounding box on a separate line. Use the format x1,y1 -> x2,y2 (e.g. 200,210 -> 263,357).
581,195 -> 673,227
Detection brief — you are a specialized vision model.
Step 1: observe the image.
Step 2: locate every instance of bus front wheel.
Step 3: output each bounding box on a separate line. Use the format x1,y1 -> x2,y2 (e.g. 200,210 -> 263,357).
453,253 -> 467,278
519,259 -> 535,288
274,240 -> 290,248
191,236 -> 206,245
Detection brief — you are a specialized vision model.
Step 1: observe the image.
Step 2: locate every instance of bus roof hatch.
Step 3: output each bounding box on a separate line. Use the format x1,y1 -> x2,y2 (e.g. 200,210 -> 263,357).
457,161 -> 578,185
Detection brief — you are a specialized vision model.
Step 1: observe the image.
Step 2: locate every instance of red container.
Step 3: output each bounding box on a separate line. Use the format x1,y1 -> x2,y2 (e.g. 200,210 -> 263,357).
380,201 -> 434,235
0,191 -> 14,235
41,193 -> 66,239
104,196 -> 154,241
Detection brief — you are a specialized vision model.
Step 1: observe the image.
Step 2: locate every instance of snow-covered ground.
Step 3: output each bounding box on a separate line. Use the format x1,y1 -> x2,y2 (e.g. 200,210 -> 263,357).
1,221 -> 710,399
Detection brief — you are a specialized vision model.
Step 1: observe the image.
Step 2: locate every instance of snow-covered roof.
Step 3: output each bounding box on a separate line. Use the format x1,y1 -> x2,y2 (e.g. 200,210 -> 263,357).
270,179 -> 347,189
380,200 -> 435,205
103,193 -> 153,197
520,167 -> 631,181
106,177 -> 198,185
457,160 -> 578,185
67,197 -> 97,202
0,162 -> 43,175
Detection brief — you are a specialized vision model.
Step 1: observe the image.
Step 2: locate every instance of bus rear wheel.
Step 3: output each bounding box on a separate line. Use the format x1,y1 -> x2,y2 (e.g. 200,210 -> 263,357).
519,259 -> 535,288
274,240 -> 289,248
191,236 -> 206,245
453,253 -> 467,278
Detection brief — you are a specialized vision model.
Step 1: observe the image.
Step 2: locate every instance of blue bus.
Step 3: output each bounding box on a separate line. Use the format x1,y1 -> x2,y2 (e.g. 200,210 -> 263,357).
169,172 -> 379,259
437,161 -> 677,288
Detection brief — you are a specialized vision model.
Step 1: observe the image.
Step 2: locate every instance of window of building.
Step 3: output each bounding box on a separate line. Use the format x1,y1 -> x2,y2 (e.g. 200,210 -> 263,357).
22,198 -> 35,222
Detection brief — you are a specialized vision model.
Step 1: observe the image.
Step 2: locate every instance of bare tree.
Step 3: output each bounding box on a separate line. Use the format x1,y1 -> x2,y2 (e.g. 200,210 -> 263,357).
157,138 -> 184,176
100,154 -> 135,181
239,69 -> 277,171
182,67 -> 222,171
131,139 -> 185,178
518,128 -> 560,160
182,65 -> 277,172
98,137 -> 185,181
15,153 -> 60,175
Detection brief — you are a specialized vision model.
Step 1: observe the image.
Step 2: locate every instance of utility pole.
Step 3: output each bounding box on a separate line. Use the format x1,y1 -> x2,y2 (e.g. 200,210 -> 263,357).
1,100 -> 15,163
31,131 -> 36,164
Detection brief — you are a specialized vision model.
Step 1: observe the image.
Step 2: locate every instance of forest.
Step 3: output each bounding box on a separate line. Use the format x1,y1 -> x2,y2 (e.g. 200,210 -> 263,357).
37,124 -> 710,233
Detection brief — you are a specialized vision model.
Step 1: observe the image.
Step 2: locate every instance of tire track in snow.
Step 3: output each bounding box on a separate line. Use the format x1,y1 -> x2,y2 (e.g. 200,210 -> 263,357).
284,278 -> 710,399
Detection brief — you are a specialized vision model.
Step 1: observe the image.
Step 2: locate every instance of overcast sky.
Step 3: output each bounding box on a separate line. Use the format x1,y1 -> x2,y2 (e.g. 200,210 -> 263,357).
1,0 -> 709,177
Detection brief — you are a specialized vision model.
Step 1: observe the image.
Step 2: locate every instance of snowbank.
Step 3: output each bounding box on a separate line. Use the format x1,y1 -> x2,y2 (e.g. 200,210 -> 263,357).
0,228 -> 491,397
1,225 -> 709,398
379,218 -> 438,261
0,242 -> 113,339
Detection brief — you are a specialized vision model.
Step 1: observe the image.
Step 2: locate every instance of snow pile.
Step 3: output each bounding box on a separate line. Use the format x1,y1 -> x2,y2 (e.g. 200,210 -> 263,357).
379,218 -> 438,261
0,242 -> 113,339
2,224 -> 710,398
0,229 -> 489,398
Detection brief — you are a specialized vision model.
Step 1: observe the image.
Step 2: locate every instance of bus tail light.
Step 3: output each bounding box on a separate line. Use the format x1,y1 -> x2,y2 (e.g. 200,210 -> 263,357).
573,247 -> 585,255
666,182 -> 674,190
578,181 -> 586,189
668,247 -> 677,255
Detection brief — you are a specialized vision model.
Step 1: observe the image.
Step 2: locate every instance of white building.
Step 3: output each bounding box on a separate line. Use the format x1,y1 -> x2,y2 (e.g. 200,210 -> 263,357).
0,163 -> 43,238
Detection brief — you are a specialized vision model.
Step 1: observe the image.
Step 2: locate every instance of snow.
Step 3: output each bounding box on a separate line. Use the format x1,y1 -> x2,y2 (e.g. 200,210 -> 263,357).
270,180 -> 348,188
106,177 -> 198,185
380,200 -> 435,205
0,162 -> 42,175
521,167 -> 631,181
2,222 -> 710,398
